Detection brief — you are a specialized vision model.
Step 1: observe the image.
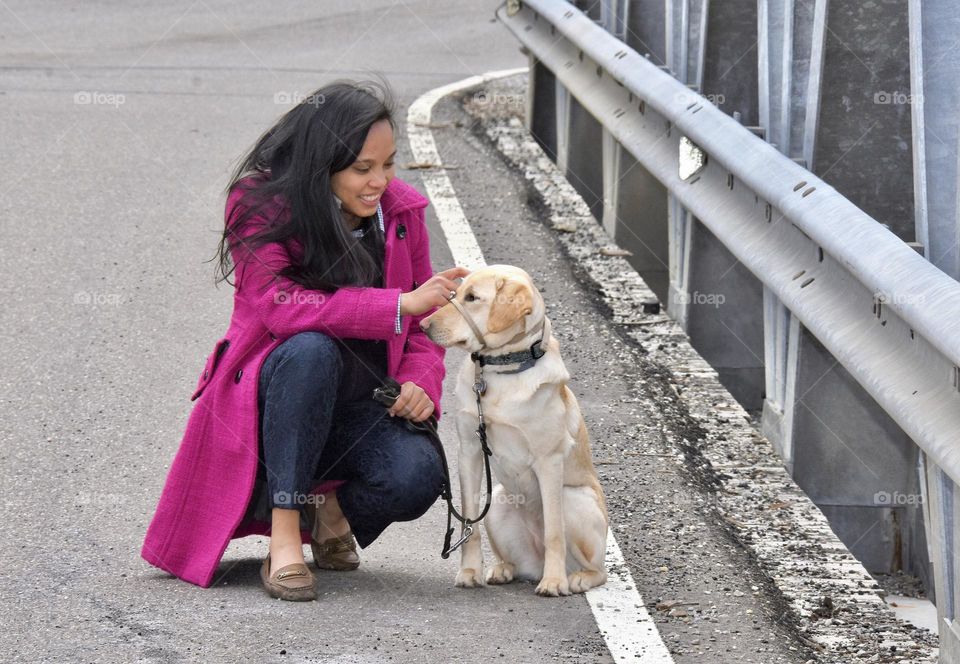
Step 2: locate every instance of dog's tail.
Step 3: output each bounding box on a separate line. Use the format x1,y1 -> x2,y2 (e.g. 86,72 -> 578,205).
567,541 -> 594,571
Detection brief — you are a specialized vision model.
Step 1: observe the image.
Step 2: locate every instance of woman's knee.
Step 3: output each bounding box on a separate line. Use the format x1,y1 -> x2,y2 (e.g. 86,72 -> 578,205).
376,436 -> 445,520
271,331 -> 341,377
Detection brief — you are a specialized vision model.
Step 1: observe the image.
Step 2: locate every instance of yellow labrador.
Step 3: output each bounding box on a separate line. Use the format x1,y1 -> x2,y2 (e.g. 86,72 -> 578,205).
420,265 -> 608,596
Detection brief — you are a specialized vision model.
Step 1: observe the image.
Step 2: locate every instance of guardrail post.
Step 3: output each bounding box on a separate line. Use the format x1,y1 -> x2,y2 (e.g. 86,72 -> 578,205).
761,289 -> 797,466
527,56 -> 558,161
925,464 -> 960,656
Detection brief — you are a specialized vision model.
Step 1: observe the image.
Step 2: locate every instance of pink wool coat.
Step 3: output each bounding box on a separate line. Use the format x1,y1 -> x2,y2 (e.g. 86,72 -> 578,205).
141,177 -> 445,588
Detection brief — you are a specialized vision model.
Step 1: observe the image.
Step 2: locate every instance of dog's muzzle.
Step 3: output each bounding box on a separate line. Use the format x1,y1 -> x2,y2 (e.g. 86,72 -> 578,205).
446,296 -> 489,348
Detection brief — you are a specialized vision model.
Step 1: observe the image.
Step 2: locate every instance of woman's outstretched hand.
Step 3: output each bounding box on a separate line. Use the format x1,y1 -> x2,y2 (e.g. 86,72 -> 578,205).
388,381 -> 434,422
399,267 -> 470,317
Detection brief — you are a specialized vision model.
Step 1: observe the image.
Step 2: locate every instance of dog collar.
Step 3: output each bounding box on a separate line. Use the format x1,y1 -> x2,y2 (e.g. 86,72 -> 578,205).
470,319 -> 549,375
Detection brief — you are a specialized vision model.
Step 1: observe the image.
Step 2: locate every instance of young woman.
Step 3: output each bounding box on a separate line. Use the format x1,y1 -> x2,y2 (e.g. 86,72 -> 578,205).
141,80 -> 468,601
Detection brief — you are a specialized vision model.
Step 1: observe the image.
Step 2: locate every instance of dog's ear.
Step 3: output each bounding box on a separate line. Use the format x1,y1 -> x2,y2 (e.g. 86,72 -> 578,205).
487,279 -> 533,334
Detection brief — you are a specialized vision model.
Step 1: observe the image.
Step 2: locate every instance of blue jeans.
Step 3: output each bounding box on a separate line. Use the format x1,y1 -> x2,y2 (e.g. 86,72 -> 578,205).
251,331 -> 445,548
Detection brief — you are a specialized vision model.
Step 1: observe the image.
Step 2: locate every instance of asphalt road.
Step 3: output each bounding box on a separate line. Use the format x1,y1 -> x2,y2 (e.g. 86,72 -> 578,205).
0,3 -> 818,663
0,2 -> 604,662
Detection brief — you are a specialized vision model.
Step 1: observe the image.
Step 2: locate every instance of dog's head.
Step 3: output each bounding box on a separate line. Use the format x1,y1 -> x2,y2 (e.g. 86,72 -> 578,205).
420,264 -> 544,352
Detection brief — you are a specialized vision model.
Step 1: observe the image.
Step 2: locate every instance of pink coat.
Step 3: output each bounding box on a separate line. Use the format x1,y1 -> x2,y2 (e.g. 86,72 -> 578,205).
141,177 -> 445,588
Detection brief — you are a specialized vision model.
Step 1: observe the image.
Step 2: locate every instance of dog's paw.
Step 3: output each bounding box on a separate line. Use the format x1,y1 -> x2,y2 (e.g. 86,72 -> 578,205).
535,575 -> 571,597
485,562 -> 516,585
455,567 -> 485,588
568,570 -> 606,594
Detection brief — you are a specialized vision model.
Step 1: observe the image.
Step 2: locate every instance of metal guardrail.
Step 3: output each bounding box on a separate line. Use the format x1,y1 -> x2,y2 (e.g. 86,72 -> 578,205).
498,0 -> 960,490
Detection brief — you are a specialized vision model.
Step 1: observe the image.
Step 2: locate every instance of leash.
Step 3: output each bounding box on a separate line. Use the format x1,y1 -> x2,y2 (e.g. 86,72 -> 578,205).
372,377 -> 493,559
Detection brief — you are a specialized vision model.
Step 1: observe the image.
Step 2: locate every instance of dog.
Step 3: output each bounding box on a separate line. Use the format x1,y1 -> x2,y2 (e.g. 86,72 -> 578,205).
420,265 -> 608,596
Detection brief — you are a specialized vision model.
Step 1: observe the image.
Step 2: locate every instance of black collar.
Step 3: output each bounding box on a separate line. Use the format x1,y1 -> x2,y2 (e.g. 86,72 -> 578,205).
471,339 -> 546,374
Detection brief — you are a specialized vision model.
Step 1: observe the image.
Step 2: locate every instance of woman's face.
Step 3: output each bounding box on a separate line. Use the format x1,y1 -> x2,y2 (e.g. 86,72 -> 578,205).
331,118 -> 396,220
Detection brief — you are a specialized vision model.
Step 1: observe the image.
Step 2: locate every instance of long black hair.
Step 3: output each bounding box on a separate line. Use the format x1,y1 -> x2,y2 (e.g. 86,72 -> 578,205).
212,79 -> 396,291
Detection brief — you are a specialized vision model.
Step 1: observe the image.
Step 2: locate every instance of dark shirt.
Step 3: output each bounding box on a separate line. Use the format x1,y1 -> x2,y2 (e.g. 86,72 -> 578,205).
336,213 -> 388,401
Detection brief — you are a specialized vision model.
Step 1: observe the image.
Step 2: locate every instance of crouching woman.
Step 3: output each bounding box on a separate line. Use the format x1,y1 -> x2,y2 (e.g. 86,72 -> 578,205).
141,79 -> 468,601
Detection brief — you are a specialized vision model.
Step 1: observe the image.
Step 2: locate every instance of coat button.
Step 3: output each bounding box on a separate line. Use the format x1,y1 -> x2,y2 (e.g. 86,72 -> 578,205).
203,369 -> 208,379
396,224 -> 407,239
234,369 -> 243,383
269,332 -> 277,341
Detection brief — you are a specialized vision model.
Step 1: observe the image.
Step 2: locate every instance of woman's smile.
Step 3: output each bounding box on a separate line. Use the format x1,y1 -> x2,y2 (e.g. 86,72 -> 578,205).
331,118 -> 396,221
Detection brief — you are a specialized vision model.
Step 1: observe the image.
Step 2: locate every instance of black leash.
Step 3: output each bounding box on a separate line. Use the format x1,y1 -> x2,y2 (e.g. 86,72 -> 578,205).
372,377 -> 493,559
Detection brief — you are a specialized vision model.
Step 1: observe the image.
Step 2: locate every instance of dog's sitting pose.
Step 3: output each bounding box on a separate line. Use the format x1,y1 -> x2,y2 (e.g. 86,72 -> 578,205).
420,265 -> 608,597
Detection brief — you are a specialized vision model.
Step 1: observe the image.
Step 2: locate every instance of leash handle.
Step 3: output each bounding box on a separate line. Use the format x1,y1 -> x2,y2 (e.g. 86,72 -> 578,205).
372,383 -> 401,408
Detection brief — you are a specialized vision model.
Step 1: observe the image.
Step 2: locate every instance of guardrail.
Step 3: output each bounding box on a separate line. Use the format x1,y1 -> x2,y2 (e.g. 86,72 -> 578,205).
498,0 -> 960,656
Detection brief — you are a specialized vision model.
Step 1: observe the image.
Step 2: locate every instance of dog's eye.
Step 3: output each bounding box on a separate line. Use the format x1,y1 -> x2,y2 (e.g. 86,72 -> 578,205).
464,293 -> 478,302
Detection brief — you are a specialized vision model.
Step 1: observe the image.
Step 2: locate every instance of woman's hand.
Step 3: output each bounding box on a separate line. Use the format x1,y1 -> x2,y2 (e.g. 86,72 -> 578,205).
387,381 -> 435,422
399,267 -> 470,317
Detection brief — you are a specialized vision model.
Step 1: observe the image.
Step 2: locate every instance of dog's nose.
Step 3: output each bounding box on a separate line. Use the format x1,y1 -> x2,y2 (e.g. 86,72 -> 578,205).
419,319 -> 430,332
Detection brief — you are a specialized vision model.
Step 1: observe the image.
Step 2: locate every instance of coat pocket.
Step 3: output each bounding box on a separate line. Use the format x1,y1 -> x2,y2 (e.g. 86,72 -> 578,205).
190,338 -> 231,401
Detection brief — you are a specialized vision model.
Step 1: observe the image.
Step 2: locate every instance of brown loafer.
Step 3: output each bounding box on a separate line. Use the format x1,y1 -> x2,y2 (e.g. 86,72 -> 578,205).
305,500 -> 360,571
259,556 -> 316,601
311,531 -> 360,571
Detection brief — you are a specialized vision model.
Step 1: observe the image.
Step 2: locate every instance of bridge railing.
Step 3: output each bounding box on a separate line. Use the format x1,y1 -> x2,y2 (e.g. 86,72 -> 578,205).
498,0 -> 960,656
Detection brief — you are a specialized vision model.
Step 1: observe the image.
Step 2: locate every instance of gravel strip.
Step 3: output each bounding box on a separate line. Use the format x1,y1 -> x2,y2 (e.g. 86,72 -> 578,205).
455,73 -> 939,664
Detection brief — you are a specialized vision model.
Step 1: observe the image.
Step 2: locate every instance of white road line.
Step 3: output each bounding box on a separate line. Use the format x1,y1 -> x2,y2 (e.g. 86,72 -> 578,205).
408,71 -> 675,664
407,70 -> 526,271
588,530 -> 675,662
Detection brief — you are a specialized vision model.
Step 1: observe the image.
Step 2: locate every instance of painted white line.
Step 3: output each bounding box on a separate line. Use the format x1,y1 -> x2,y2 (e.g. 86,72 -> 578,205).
407,68 -> 526,270
587,530 -> 675,662
408,71 -> 675,664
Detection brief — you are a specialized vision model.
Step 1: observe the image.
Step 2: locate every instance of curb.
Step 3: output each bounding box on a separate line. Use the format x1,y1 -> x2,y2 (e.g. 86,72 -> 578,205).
459,74 -> 939,664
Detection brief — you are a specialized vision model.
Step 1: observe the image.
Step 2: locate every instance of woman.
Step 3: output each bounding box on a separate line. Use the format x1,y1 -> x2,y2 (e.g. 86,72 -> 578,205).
141,80 -> 468,601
